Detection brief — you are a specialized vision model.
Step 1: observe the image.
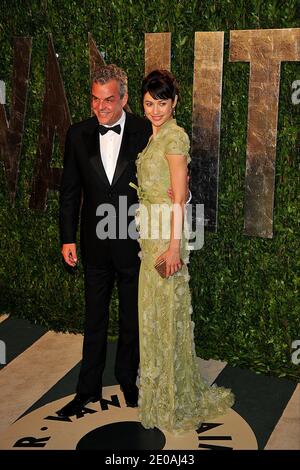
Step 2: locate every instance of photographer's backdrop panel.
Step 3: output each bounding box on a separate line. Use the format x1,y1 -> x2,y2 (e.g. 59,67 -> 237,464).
0,0 -> 299,379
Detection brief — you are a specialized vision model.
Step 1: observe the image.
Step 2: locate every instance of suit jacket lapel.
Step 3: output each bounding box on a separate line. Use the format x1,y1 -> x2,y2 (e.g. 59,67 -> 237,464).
111,124 -> 130,187
112,112 -> 138,187
84,116 -> 110,188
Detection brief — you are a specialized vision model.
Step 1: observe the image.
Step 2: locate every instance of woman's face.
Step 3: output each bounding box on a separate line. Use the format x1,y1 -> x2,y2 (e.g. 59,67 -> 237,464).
143,92 -> 177,132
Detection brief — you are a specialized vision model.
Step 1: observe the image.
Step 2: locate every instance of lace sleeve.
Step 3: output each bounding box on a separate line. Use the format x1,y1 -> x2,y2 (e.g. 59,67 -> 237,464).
164,128 -> 190,163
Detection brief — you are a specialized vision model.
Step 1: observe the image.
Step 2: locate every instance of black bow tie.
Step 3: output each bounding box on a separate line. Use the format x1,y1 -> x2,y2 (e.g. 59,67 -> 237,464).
99,124 -> 121,135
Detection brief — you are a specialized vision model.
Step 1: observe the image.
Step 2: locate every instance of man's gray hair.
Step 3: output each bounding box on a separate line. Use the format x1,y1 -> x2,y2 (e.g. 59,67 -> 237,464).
92,64 -> 128,98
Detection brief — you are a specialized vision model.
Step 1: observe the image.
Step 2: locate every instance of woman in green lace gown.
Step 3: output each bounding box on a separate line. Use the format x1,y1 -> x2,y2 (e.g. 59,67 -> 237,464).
136,70 -> 234,434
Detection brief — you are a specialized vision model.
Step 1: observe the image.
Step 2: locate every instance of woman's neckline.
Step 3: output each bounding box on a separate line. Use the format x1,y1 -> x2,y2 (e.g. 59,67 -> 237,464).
152,117 -> 176,139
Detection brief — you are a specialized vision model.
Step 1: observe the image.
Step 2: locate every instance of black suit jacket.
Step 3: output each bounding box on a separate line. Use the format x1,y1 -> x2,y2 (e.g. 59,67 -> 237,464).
59,112 -> 152,266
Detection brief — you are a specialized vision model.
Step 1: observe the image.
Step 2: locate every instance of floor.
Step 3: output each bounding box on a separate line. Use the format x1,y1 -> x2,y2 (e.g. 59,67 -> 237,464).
0,314 -> 299,450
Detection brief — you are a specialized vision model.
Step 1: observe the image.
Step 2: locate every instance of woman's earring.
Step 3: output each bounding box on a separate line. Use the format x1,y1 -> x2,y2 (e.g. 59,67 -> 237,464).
172,107 -> 176,117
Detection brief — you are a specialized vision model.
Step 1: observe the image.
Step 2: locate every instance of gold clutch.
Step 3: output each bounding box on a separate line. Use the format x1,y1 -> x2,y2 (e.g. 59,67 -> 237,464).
154,259 -> 184,278
154,259 -> 167,278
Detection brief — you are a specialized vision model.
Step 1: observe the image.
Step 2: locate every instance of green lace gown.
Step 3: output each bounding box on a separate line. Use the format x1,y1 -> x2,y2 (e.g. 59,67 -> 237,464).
136,118 -> 234,434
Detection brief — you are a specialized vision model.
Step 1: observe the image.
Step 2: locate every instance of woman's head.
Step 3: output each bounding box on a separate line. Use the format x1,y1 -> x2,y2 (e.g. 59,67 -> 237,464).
142,70 -> 179,132
142,69 -> 179,102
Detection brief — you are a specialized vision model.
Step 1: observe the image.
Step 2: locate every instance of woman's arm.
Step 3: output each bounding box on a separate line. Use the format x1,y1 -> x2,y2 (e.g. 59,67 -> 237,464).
156,153 -> 187,277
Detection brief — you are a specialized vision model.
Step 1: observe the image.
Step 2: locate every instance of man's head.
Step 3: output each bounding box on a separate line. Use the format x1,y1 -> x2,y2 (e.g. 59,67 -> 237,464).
91,64 -> 128,126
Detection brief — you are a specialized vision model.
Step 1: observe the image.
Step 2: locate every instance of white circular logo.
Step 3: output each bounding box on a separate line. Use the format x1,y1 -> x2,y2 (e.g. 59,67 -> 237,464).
0,385 -> 257,450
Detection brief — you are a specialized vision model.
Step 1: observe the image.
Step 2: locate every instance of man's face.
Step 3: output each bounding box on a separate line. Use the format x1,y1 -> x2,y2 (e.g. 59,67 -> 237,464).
91,79 -> 128,126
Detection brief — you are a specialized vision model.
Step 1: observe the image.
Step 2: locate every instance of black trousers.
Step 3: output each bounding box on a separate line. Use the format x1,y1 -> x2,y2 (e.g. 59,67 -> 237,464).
77,240 -> 140,395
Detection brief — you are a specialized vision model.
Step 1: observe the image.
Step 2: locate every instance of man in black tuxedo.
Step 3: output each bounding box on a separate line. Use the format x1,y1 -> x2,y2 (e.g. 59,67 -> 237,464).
57,64 -> 152,417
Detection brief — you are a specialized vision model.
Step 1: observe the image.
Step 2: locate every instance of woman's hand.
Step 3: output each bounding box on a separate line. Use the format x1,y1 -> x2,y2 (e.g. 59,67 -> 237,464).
156,249 -> 182,278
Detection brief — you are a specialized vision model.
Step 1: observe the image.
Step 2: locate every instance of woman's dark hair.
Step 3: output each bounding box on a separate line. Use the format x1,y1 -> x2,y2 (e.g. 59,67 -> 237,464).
141,69 -> 179,102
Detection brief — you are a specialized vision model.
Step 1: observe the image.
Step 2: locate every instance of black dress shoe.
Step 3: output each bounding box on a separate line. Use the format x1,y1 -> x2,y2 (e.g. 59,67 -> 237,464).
120,384 -> 138,407
56,393 -> 101,417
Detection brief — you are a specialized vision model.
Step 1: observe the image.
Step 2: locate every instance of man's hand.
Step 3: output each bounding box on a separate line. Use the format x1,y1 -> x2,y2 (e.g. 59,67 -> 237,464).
62,243 -> 77,267
167,175 -> 190,203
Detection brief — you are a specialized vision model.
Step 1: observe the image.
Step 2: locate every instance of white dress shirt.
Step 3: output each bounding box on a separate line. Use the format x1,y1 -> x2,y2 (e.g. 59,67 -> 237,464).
99,111 -> 126,185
